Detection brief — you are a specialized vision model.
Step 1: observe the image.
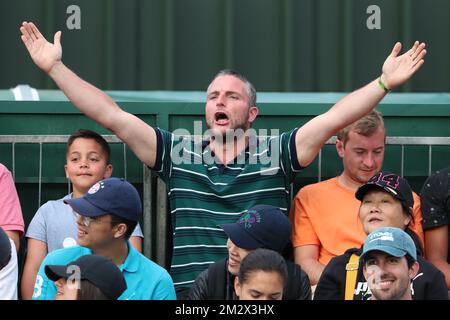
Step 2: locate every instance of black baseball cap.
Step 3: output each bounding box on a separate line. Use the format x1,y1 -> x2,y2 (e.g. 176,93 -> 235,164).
220,205 -> 291,253
64,177 -> 142,222
0,228 -> 12,271
355,171 -> 414,210
45,254 -> 127,300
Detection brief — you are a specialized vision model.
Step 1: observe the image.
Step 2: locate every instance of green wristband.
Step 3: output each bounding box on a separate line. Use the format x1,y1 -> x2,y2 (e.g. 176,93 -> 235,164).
378,76 -> 391,93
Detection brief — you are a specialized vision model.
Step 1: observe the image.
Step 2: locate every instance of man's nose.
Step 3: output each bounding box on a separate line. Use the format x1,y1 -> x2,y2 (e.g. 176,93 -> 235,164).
363,153 -> 375,167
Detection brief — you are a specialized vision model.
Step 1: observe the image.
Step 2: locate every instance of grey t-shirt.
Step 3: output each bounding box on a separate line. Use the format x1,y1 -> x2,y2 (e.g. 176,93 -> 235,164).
26,194 -> 144,252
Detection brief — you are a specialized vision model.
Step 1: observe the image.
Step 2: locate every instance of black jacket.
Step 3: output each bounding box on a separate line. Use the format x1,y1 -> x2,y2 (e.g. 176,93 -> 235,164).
314,247 -> 448,300
187,258 -> 312,300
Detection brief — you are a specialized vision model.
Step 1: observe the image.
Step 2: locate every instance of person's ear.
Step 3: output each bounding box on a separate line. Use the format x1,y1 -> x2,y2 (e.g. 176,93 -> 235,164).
64,164 -> 69,178
104,164 -> 113,178
234,276 -> 241,298
402,214 -> 412,228
113,223 -> 127,239
248,106 -> 259,124
409,261 -> 420,280
336,139 -> 345,158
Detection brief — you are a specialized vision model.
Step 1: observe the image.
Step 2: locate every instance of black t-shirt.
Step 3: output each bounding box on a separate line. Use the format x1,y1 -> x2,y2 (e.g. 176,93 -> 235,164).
314,247 -> 448,300
420,167 -> 450,262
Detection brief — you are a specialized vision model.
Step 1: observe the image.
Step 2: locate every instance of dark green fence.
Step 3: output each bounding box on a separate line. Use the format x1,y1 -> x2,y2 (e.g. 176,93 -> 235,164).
1,91 -> 450,269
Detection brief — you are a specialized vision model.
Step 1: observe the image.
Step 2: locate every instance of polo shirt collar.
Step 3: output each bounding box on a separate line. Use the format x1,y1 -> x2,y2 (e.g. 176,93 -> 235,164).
118,241 -> 139,273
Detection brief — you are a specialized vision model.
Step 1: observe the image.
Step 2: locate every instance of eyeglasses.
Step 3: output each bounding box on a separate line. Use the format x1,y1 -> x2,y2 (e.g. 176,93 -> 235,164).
73,212 -> 107,227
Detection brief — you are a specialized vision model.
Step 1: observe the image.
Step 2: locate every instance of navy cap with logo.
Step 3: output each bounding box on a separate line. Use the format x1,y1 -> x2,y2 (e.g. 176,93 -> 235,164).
64,177 -> 142,222
360,227 -> 417,263
45,254 -> 127,300
355,171 -> 414,210
220,205 -> 291,253
0,228 -> 12,271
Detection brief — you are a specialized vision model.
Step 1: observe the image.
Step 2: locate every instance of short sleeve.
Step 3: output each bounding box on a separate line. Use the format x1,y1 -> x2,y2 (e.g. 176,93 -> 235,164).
291,187 -> 320,247
25,203 -> 49,243
278,128 -> 304,183
0,164 -> 24,234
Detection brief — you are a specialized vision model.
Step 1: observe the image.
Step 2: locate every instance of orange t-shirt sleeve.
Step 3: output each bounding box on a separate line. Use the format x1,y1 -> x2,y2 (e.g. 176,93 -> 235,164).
291,187 -> 320,247
410,192 -> 425,250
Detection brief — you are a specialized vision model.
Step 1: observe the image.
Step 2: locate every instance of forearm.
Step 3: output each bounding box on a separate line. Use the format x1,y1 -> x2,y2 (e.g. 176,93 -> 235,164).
48,62 -> 122,130
327,78 -> 386,131
21,266 -> 38,300
296,78 -> 386,167
297,259 -> 325,286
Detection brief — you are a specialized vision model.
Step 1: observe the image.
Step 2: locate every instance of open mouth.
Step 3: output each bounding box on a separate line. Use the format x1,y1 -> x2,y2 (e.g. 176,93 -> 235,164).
214,112 -> 229,124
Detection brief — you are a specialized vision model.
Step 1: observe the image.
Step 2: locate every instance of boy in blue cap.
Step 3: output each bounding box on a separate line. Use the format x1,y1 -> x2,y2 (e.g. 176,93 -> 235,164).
32,177 -> 175,300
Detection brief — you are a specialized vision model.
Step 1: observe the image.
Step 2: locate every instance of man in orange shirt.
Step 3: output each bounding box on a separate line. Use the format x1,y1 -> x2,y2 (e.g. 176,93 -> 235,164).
291,111 -> 424,285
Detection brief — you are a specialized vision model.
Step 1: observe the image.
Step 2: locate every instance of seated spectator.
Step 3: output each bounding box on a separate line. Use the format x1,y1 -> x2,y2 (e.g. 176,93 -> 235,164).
188,205 -> 311,300
420,167 -> 450,290
291,111 -> 424,286
32,177 -> 175,300
314,171 -> 448,300
234,248 -> 287,300
21,129 -> 143,299
45,254 -> 126,300
0,163 -> 24,252
0,227 -> 18,299
360,227 -> 419,300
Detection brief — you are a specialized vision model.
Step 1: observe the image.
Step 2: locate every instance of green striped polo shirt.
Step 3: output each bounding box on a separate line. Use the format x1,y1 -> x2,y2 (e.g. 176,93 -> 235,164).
152,128 -> 303,290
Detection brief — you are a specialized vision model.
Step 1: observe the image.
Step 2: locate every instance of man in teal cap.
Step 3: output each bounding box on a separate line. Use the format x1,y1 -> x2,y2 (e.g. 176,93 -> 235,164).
360,227 -> 419,300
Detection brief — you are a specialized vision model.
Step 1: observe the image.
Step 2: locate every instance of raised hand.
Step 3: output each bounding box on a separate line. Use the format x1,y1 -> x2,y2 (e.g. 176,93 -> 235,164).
20,21 -> 62,74
381,41 -> 426,90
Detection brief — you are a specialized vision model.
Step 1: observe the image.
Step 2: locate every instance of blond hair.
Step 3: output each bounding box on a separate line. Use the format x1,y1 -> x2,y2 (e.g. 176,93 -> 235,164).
337,110 -> 385,146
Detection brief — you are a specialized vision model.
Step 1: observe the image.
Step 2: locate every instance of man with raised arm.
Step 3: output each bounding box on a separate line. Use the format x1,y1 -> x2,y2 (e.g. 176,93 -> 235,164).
20,21 -> 426,298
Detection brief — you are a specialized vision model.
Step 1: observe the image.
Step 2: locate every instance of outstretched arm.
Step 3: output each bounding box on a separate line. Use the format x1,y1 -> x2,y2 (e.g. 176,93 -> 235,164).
20,22 -> 157,167
295,41 -> 426,167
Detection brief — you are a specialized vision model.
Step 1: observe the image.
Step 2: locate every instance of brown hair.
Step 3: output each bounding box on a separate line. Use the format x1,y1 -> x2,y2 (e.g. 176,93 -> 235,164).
67,129 -> 111,164
77,279 -> 110,300
337,110 -> 385,146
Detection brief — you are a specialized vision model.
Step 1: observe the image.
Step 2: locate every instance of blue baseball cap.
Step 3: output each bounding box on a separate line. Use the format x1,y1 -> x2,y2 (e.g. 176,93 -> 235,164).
220,205 -> 291,253
64,177 -> 142,222
360,227 -> 417,263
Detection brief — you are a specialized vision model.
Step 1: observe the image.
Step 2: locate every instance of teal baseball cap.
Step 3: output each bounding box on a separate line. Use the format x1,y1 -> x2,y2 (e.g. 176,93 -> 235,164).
360,227 -> 417,262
